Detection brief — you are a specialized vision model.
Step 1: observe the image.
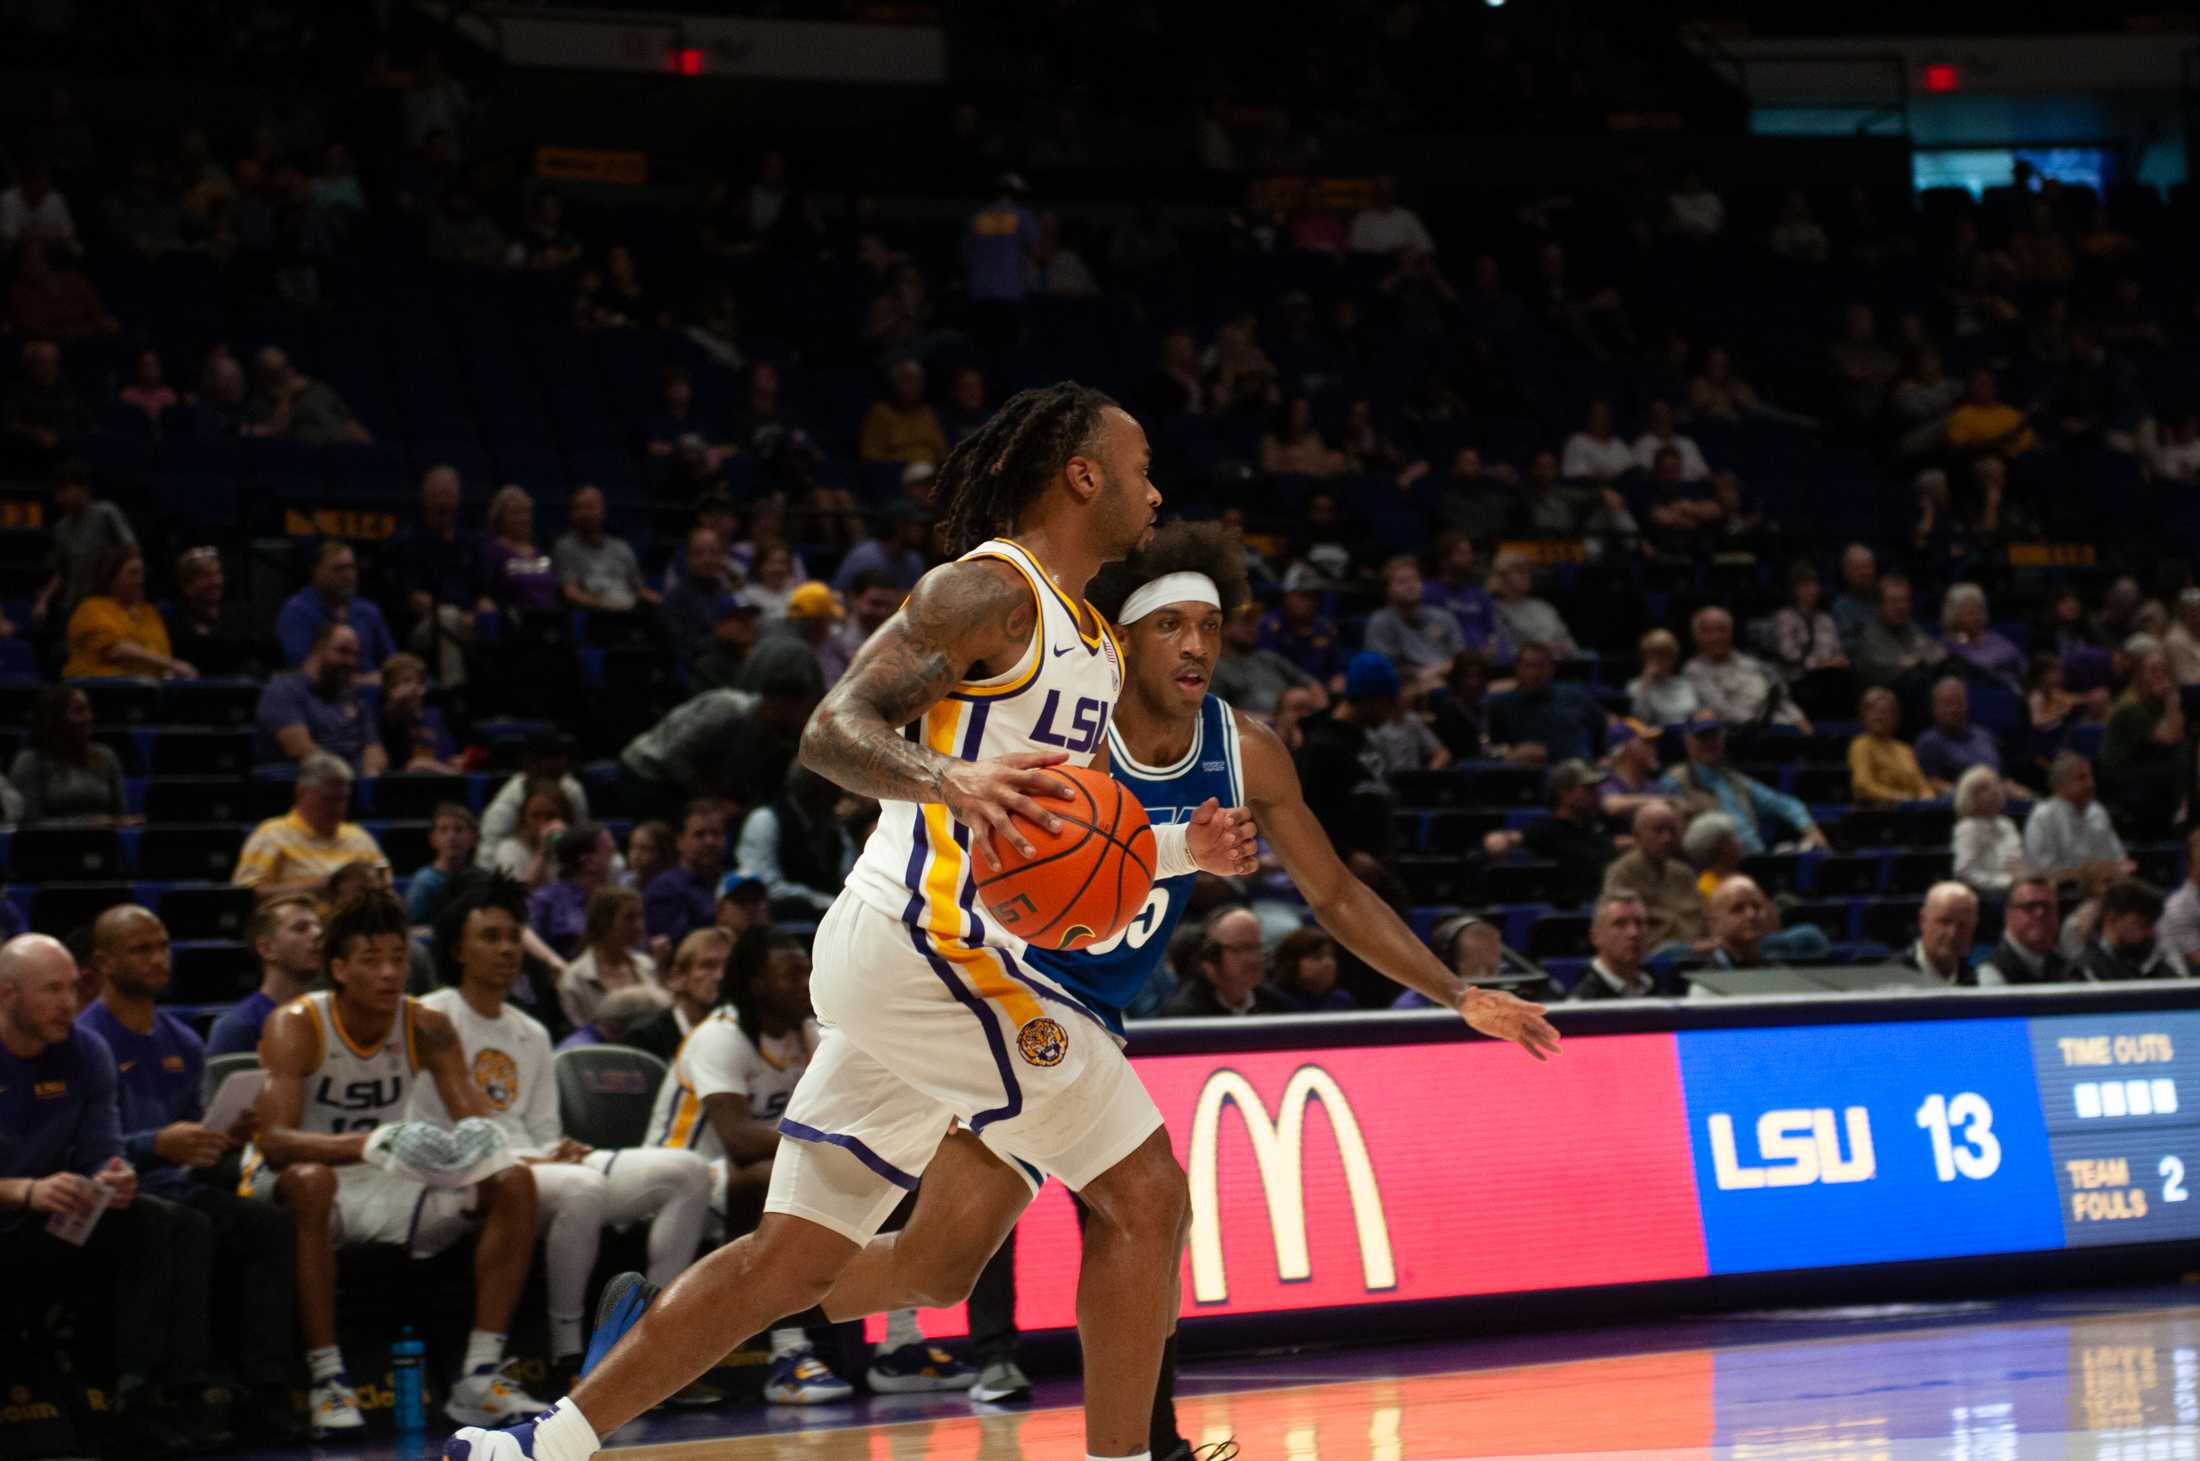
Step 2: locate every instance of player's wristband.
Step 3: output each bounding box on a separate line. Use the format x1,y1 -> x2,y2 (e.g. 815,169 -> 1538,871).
1154,822 -> 1198,879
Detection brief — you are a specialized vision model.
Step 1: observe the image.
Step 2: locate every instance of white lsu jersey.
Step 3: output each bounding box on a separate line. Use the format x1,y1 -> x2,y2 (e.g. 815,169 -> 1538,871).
648,1009 -> 820,1164
842,535 -> 1125,959
241,991 -> 424,1197
283,990 -> 423,1135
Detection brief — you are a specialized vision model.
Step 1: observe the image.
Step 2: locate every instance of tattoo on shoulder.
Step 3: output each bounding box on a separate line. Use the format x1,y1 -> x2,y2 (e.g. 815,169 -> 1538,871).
412,1010 -> 457,1058
803,560 -> 1034,804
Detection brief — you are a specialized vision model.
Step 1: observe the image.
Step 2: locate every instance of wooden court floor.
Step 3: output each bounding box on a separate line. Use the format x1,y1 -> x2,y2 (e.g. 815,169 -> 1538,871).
598,1301 -> 2200,1461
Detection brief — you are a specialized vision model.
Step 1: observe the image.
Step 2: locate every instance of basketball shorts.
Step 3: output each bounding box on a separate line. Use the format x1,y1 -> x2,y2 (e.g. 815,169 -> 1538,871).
768,892 -> 1161,1244
331,1163 -> 476,1258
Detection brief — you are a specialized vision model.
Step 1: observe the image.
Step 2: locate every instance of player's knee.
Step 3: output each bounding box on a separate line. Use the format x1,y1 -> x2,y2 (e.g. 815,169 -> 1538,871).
671,1154 -> 711,1203
482,1163 -> 536,1212
753,1215 -> 856,1308
908,1245 -> 990,1311
1117,1143 -> 1191,1247
278,1162 -> 337,1217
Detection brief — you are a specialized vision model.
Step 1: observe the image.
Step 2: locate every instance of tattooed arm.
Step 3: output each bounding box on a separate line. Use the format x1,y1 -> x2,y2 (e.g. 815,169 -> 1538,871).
801,556 -> 1075,869
417,1008 -> 493,1122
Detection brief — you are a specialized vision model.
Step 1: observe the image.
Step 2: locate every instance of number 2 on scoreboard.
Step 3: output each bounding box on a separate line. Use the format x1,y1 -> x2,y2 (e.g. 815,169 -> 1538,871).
2162,1155 -> 2188,1203
1916,1092 -> 2002,1182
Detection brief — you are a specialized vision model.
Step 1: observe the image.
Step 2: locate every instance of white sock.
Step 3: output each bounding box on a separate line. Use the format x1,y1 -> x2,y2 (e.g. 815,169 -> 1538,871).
307,1346 -> 344,1384
529,1399 -> 601,1461
883,1308 -> 923,1351
550,1316 -> 584,1361
768,1327 -> 808,1359
463,1330 -> 506,1376
1088,1453 -> 1150,1461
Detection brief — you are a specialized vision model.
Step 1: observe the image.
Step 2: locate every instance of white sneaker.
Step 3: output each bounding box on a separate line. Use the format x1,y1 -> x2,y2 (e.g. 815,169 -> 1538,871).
309,1374 -> 367,1438
444,1361 -> 552,1428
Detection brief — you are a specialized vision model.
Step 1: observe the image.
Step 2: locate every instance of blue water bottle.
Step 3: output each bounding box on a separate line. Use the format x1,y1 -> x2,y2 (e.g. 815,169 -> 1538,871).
391,1327 -> 426,1435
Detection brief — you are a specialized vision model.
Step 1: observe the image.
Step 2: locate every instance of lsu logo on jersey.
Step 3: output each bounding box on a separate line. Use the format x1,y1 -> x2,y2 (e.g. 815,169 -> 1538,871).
472,1049 -> 520,1111
1017,1017 -> 1069,1068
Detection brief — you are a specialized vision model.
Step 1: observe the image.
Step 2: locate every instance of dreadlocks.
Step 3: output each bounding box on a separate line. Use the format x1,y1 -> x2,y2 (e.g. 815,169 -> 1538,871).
934,380 -> 1120,557
1087,519 -> 1254,626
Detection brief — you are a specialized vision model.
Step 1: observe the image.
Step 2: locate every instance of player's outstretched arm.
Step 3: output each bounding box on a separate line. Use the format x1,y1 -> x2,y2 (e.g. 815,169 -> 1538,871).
417,1007 -> 493,1121
1235,710 -> 1561,1061
801,556 -> 1075,870
254,1005 -> 375,1167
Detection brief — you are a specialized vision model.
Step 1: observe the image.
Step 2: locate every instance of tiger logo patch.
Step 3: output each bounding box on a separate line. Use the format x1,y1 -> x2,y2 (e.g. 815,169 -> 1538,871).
1016,1017 -> 1068,1068
472,1048 -> 520,1111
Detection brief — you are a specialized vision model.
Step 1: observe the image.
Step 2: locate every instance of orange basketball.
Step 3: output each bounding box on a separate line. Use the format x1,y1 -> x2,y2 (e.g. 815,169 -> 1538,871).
974,764 -> 1156,952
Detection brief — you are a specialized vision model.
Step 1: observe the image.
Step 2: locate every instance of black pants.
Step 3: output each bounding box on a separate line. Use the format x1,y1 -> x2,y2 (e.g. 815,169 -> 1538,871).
0,1193 -> 207,1390
172,1184 -> 297,1387
967,1226 -> 1019,1365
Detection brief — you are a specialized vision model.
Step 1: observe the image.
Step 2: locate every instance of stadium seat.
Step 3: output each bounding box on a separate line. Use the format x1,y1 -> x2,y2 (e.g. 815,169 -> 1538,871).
369,775 -> 472,822
372,821 -> 433,873
1395,855 -> 1476,906
554,1046 -> 670,1150
151,729 -> 256,777
31,883 -> 135,937
81,681 -> 163,725
1527,912 -> 1592,959
9,827 -> 125,883
144,778 -> 253,824
1859,898 -> 1926,948
162,681 -> 266,728
1811,854 -> 1881,898
138,826 -> 249,883
1886,850 -> 1955,894
200,1048 -> 262,1104
160,886 -> 256,942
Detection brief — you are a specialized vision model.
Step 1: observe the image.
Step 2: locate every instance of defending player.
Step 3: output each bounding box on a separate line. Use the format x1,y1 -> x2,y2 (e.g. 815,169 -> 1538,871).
247,890 -> 548,1436
447,382 -> 1257,1461
412,876 -> 715,1399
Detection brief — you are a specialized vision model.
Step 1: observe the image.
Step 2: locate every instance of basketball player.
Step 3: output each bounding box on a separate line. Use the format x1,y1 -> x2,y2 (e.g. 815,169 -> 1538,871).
646,925 -> 970,1404
446,382 -> 1257,1461
248,890 -> 548,1436
558,522 -> 1564,1461
412,877 -> 715,1398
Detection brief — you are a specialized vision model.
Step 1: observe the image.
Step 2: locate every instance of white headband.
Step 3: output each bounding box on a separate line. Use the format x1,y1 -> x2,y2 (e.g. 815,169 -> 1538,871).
1118,572 -> 1221,625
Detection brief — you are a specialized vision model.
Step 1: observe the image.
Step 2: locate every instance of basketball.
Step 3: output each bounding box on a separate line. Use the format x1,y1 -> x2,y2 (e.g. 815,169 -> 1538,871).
974,764 -> 1157,952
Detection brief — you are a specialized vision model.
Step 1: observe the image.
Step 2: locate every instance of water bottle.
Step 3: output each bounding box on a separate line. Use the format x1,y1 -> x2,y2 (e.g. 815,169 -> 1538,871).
390,1327 -> 426,1435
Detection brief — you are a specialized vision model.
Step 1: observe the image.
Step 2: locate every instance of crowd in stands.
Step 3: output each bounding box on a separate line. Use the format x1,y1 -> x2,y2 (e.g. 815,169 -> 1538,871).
8,12 -> 2200,1452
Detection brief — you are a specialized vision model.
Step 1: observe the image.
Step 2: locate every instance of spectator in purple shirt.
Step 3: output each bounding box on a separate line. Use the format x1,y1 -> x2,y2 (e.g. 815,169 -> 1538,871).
76,907 -> 295,1418
1940,582 -> 2025,687
274,539 -> 395,671
1258,563 -> 1346,688
1419,531 -> 1501,652
480,484 -> 560,615
254,622 -> 384,772
528,821 -> 617,960
644,800 -> 729,946
1914,677 -> 2005,785
963,174 -> 1038,305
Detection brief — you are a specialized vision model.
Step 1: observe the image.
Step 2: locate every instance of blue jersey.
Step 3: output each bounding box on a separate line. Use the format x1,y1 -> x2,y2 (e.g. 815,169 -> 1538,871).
1025,694 -> 1246,1034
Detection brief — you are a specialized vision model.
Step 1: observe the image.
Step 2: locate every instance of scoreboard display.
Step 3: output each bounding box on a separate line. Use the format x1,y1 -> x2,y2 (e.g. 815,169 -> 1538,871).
887,999 -> 2200,1342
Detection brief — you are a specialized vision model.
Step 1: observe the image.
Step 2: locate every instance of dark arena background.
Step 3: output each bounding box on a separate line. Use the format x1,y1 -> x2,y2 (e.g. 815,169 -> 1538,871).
4,1 -> 2200,1457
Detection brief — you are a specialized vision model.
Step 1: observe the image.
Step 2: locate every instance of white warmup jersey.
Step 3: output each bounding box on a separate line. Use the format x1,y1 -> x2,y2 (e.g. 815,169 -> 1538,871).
841,535 -> 1125,962
412,988 -> 559,1154
240,990 -> 424,1200
649,1009 -> 819,1163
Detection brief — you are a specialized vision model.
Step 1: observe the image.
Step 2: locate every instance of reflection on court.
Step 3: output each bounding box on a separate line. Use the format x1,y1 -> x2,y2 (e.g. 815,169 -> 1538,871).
603,1304 -> 2200,1461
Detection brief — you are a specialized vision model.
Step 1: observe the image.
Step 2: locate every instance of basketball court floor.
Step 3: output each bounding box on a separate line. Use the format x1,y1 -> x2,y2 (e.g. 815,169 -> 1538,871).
330,1280 -> 2200,1461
